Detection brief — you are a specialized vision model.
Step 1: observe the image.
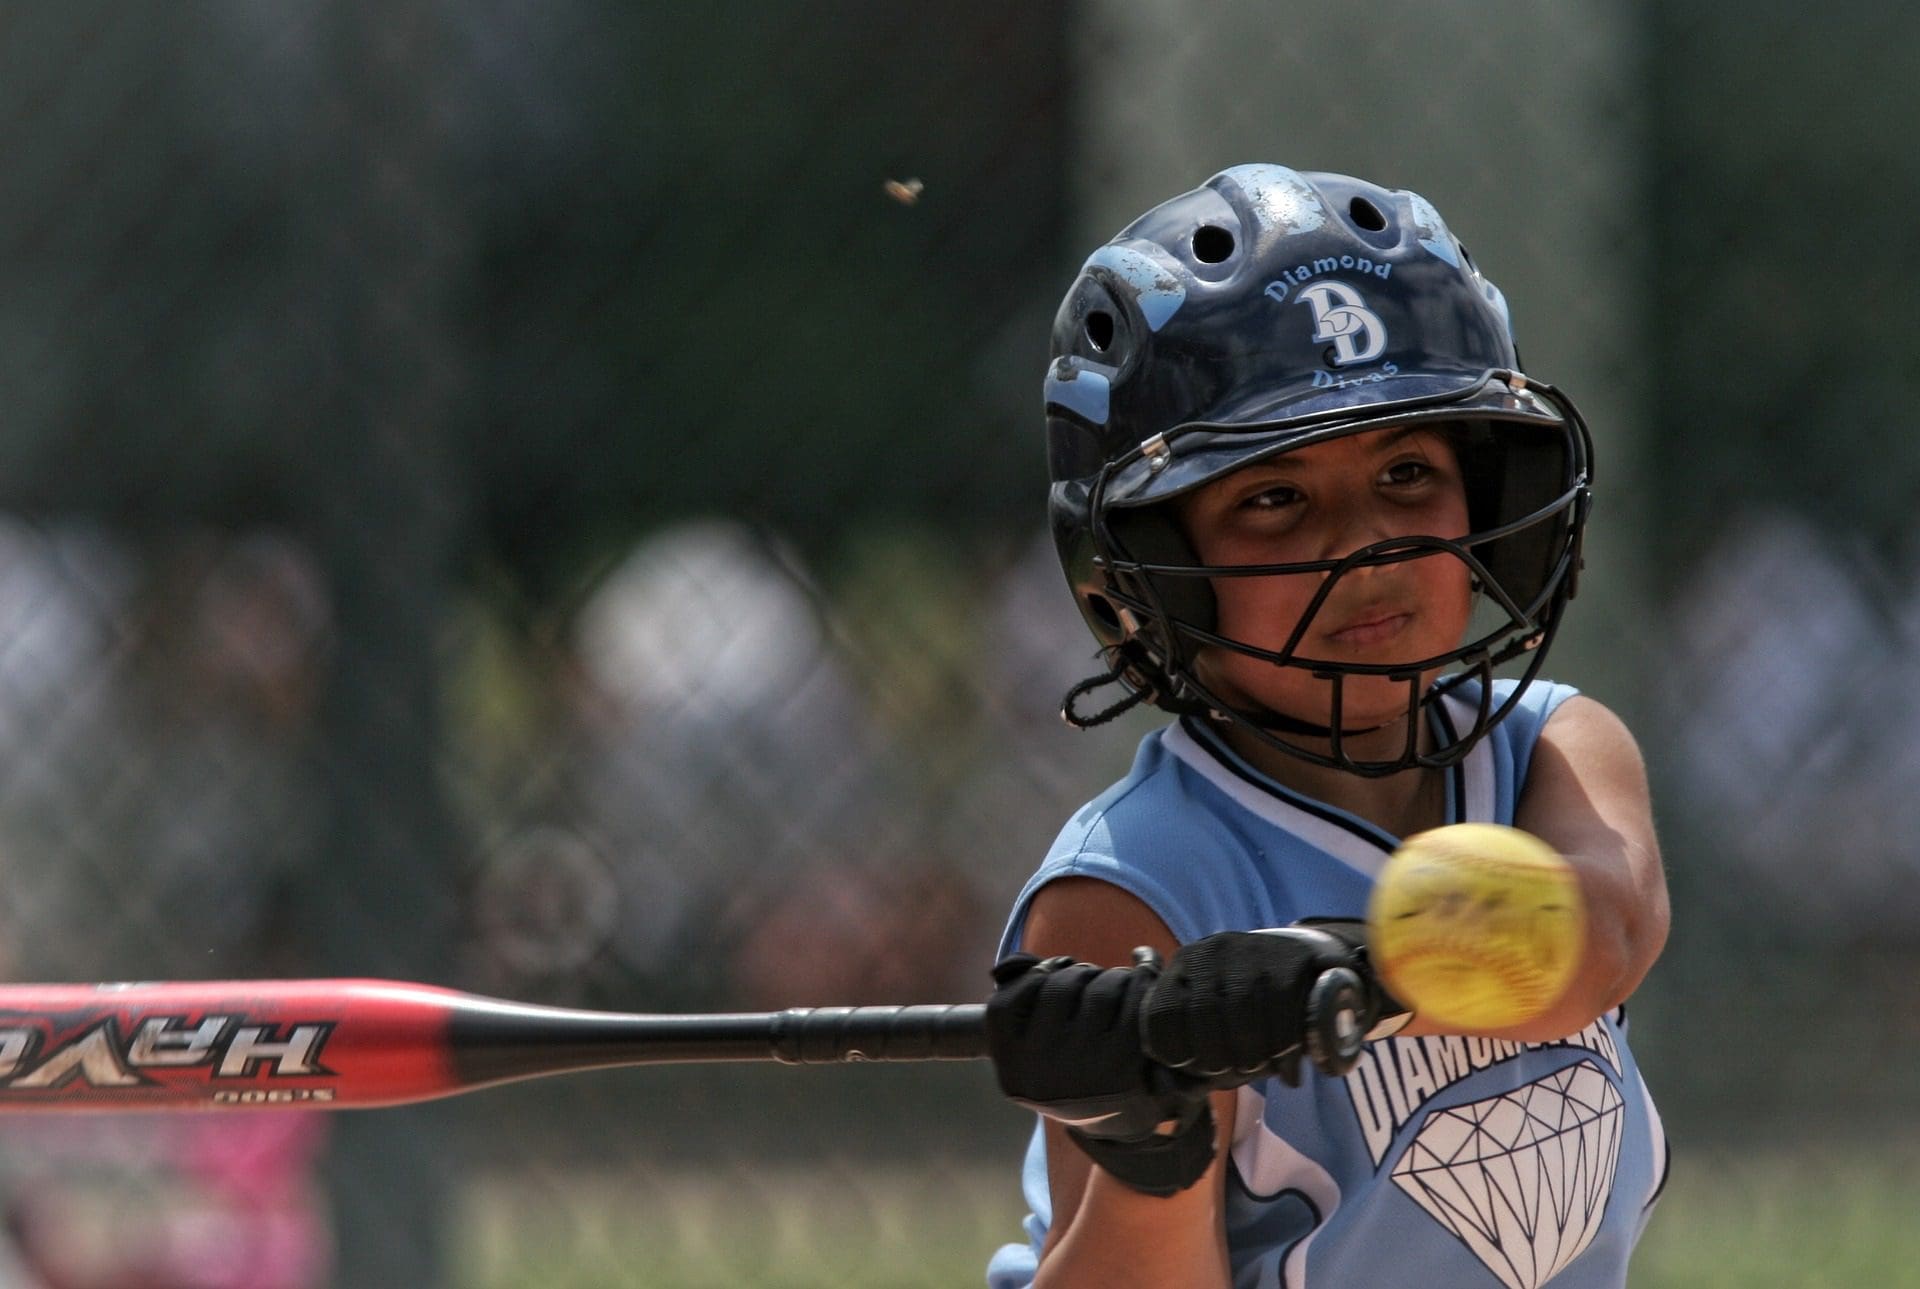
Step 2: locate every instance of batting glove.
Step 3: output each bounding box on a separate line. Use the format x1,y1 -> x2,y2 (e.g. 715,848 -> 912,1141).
985,950 -> 1216,1197
1141,921 -> 1409,1087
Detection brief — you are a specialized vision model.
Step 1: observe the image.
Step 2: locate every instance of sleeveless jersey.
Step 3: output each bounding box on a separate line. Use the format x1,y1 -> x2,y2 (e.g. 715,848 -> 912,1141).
986,679 -> 1668,1289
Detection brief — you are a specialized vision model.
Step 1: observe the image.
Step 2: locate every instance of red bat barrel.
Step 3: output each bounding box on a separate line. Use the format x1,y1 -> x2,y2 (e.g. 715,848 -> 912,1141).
0,981 -> 990,1111
0,980 -> 470,1110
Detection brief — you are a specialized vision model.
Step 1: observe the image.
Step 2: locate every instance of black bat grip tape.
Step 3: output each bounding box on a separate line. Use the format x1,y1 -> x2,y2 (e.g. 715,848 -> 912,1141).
770,1004 -> 989,1064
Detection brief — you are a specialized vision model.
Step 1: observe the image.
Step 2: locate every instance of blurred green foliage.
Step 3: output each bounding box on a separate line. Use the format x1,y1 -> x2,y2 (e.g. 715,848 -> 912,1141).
1647,4 -> 1920,569
0,5 -> 1067,591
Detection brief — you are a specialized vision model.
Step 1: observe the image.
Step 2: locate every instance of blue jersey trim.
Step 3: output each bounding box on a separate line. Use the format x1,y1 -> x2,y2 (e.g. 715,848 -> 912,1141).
1223,1163 -> 1329,1289
1431,694 -> 1464,825
1643,1137 -> 1672,1213
1179,717 -> 1401,851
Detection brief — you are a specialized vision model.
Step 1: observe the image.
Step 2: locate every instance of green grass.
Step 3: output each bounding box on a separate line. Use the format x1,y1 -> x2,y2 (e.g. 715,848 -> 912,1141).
461,1143 -> 1920,1287
1631,1142 -> 1920,1288
459,1163 -> 1025,1288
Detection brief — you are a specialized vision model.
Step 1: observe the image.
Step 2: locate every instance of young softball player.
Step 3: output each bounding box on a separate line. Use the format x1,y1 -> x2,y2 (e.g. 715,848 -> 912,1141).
984,165 -> 1669,1288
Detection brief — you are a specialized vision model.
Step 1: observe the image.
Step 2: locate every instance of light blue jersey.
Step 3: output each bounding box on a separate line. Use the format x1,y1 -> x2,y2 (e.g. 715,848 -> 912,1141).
988,679 -> 1667,1289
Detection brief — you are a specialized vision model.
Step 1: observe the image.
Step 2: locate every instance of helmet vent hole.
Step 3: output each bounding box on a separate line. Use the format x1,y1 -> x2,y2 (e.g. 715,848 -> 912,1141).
1191,225 -> 1235,263
1085,310 -> 1115,352
1348,196 -> 1387,231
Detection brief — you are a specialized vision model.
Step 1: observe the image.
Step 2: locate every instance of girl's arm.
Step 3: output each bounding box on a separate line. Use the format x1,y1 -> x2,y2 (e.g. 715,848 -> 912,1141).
1018,876 -> 1236,1289
1404,694 -> 1668,1043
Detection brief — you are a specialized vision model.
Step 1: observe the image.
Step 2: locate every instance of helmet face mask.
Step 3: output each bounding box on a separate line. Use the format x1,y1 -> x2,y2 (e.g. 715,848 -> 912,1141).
1047,166 -> 1594,777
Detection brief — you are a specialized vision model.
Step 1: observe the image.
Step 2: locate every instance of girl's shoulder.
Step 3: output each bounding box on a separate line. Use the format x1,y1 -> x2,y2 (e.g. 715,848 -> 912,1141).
1004,725 -> 1261,951
1007,721 -> 1372,951
1442,674 -> 1582,760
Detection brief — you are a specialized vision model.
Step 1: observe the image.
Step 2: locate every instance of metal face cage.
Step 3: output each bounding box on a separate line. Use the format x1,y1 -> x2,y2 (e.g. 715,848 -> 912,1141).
1074,373 -> 1593,778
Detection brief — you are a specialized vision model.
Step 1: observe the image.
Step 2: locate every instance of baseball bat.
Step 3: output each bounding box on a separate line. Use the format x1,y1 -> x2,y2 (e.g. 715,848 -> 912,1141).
0,979 -> 987,1112
0,972 -> 1368,1112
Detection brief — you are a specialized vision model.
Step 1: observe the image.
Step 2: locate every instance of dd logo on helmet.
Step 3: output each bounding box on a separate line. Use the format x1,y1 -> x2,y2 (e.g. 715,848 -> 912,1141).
1297,282 -> 1387,366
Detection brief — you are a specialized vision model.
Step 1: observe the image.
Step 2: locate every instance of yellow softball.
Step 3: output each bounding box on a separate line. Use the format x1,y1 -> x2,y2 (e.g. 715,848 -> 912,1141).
1367,823 -> 1585,1030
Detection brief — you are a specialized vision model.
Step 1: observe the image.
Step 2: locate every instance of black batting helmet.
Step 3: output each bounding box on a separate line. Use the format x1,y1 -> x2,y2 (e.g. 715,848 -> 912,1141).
1047,164 -> 1593,776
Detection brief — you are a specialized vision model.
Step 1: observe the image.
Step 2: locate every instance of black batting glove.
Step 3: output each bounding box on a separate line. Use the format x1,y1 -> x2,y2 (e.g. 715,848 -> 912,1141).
1141,920 -> 1408,1088
986,950 -> 1216,1197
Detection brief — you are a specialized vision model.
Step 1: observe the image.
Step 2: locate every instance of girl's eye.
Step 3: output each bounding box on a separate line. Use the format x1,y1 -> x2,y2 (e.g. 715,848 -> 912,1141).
1383,459 -> 1434,486
1243,485 -> 1302,510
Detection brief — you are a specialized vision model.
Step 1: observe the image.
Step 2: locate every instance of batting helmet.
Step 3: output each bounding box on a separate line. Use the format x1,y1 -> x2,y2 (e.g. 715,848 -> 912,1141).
1047,164 -> 1593,776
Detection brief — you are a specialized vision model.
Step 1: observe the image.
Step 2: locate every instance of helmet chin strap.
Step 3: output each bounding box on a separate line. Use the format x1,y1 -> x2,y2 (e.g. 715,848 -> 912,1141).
1183,658 -> 1408,741
1236,704 -> 1393,740
1172,662 -> 1455,778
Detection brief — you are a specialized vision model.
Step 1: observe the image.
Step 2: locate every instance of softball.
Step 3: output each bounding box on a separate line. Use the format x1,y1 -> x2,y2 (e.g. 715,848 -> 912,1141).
1367,823 -> 1584,1030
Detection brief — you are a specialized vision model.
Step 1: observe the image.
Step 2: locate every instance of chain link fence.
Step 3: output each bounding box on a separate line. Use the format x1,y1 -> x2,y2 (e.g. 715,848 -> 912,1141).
0,3 -> 1915,1285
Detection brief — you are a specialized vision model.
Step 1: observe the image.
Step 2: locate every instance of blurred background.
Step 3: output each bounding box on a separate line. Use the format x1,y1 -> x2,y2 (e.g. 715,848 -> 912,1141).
0,2 -> 1914,1285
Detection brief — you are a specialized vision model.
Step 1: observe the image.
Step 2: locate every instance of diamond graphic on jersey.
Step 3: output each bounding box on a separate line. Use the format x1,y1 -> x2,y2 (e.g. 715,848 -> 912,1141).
1391,1061 -> 1624,1289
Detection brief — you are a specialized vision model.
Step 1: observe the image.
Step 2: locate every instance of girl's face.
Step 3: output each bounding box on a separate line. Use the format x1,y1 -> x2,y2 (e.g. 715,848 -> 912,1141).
1170,424 -> 1474,731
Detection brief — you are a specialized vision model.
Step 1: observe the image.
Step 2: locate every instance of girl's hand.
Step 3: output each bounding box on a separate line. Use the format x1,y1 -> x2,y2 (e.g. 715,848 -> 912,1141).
1141,923 -> 1404,1084
986,950 -> 1216,1197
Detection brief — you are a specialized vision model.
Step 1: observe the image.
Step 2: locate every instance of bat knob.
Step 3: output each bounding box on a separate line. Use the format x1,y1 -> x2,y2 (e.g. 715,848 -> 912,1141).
1304,966 -> 1369,1077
